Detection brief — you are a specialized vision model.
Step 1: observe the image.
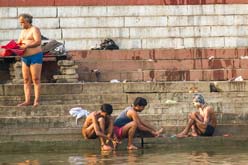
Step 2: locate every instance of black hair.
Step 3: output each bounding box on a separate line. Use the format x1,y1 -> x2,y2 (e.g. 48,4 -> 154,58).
101,104 -> 113,115
19,13 -> 33,24
133,97 -> 147,106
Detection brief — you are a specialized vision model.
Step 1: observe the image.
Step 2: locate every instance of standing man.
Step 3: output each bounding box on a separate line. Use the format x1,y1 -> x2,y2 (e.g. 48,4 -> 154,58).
114,97 -> 163,150
17,13 -> 43,107
177,94 -> 217,138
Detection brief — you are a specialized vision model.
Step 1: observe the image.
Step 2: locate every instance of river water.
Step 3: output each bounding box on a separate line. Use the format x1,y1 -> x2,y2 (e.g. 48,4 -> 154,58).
0,146 -> 247,165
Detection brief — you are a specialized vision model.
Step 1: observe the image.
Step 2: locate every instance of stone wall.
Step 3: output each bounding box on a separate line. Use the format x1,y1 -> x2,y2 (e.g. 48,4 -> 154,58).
1,4 -> 248,50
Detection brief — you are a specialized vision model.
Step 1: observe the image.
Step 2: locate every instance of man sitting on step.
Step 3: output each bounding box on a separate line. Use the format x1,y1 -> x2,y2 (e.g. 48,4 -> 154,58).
82,104 -> 118,151
177,94 -> 217,138
114,97 -> 163,150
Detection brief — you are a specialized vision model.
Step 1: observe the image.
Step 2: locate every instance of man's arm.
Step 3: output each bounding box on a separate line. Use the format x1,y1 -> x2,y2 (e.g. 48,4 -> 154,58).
91,113 -> 112,140
191,108 -> 211,125
129,110 -> 157,136
140,120 -> 156,132
106,116 -> 114,138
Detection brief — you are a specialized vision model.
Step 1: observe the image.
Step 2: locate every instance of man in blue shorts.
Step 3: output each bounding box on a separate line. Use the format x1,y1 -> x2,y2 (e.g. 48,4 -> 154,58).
17,13 -> 43,107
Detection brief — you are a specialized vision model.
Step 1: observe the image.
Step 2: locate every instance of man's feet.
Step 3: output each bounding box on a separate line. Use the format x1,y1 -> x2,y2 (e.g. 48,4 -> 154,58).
176,132 -> 189,138
190,132 -> 198,137
33,101 -> 39,107
127,144 -> 138,150
101,144 -> 112,151
17,102 -> 31,107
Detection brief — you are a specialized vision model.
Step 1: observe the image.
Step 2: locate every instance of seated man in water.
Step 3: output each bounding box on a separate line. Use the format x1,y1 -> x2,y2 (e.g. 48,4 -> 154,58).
114,97 -> 163,150
177,94 -> 217,138
82,104 -> 118,151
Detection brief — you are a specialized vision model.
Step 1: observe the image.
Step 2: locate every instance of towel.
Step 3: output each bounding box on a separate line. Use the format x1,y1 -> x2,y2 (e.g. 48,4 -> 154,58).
0,40 -> 25,56
69,107 -> 90,124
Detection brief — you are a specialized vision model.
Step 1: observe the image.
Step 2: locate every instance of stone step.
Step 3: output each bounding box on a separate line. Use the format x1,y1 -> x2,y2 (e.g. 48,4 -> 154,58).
2,91 -> 248,106
69,49 -> 248,61
0,101 -> 248,118
0,113 -> 247,130
79,68 -> 248,81
2,82 -> 248,97
76,59 -> 248,72
0,104 -> 126,117
0,124 -> 247,144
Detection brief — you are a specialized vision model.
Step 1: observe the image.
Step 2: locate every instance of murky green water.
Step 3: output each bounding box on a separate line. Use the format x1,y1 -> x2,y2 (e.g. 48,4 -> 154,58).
0,147 -> 248,165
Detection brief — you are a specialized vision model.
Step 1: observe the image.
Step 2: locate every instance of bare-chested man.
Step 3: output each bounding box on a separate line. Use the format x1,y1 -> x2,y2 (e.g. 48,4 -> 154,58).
114,97 -> 163,150
17,13 -> 43,107
82,104 -> 118,151
177,94 -> 217,138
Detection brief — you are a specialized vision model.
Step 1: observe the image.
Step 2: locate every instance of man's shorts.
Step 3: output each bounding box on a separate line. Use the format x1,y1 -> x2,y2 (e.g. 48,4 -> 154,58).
201,125 -> 215,136
114,126 -> 123,139
21,52 -> 43,67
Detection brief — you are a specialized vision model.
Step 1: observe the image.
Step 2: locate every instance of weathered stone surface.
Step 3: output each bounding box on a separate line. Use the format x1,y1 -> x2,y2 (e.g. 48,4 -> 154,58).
56,79 -> 79,83
57,60 -> 75,66
60,68 -> 77,75
60,65 -> 78,69
82,83 -> 124,94
53,74 -> 79,79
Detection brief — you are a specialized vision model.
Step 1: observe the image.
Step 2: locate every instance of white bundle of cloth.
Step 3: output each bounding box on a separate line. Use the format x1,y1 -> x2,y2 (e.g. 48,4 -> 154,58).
69,107 -> 90,124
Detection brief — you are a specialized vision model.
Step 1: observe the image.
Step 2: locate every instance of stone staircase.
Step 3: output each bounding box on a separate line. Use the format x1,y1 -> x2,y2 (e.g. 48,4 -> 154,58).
69,49 -> 248,82
0,81 -> 248,150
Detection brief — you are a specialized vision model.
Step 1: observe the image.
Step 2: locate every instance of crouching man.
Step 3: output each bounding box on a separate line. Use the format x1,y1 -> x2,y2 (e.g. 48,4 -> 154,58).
114,97 -> 163,150
177,94 -> 217,138
82,104 -> 117,151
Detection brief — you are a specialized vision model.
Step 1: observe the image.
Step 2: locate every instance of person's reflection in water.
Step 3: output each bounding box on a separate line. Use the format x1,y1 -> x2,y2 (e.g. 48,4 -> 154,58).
189,151 -> 213,165
17,159 -> 40,165
126,150 -> 139,164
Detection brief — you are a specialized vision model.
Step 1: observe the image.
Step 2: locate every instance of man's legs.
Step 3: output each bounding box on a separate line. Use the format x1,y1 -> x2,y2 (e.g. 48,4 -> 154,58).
30,63 -> 42,107
17,62 -> 32,106
176,112 -> 196,138
121,121 -> 138,150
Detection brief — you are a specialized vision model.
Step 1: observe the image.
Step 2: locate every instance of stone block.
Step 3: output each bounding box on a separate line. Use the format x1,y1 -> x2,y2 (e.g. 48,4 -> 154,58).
0,29 -> 20,40
101,94 -> 127,104
40,29 -> 62,40
58,6 -> 107,17
0,8 -> 17,18
17,7 -> 57,17
0,85 -> 3,96
41,84 -> 82,95
12,79 -> 23,84
60,65 -> 78,69
60,68 -> 77,75
83,83 -> 123,94
0,18 -> 19,29
3,84 -> 24,96
60,17 -> 124,28
57,60 -> 75,66
62,28 -> 129,39
130,27 -> 170,38
53,74 -> 79,80
56,79 -> 79,83
125,16 -> 167,27
33,18 -> 60,29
